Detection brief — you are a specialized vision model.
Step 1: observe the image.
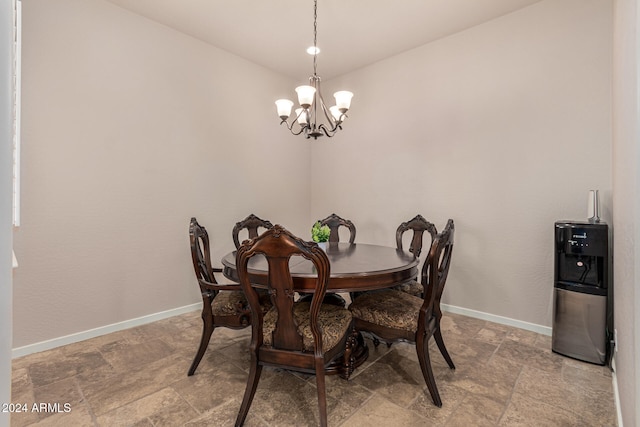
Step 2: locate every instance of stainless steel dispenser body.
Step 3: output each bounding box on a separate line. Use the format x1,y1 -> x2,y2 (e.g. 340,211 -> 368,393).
552,222 -> 609,365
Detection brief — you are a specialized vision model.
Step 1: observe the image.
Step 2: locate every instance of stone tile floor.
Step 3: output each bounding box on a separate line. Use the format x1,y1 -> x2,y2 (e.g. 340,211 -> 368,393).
11,311 -> 616,426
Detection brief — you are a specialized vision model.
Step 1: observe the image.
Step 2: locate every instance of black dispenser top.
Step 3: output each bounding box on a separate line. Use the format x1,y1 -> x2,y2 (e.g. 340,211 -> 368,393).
554,221 -> 608,294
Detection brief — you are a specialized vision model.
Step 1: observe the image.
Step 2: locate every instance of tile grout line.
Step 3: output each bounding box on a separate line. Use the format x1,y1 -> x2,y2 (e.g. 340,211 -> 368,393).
73,376 -> 100,427
335,393 -> 377,427
495,360 -> 524,425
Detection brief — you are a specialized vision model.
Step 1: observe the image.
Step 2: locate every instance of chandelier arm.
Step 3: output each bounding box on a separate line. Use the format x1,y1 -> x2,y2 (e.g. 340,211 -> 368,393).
293,105 -> 309,126
314,80 -> 339,131
320,124 -> 334,138
290,125 -> 308,136
317,123 -> 340,138
320,101 -> 339,132
279,119 -> 307,136
291,126 -> 307,136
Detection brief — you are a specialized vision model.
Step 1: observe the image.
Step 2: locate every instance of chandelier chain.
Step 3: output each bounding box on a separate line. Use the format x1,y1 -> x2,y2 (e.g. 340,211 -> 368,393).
313,0 -> 318,76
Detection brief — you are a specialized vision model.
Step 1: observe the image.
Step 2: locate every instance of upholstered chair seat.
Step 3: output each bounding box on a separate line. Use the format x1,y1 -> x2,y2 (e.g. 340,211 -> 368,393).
212,290 -> 272,317
349,289 -> 430,333
211,290 -> 248,316
393,280 -> 424,298
263,302 -> 353,352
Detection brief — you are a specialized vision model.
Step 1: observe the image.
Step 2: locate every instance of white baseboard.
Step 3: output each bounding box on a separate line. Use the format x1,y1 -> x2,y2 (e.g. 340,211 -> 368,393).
13,302 -> 551,359
611,357 -> 623,427
12,303 -> 201,359
441,303 -> 553,336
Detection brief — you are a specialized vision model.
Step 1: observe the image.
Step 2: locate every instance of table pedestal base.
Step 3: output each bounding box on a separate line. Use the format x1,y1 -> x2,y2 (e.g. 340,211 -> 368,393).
326,331 -> 369,379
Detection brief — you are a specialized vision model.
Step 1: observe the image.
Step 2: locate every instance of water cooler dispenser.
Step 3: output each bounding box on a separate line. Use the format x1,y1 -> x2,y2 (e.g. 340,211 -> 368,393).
552,221 -> 609,365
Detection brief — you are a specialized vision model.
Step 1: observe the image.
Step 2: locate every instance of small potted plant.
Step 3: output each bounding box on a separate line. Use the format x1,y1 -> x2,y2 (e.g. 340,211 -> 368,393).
311,221 -> 330,250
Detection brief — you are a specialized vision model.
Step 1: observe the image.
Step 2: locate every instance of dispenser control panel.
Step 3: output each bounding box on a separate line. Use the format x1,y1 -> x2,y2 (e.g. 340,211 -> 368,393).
568,231 -> 590,248
555,222 -> 608,257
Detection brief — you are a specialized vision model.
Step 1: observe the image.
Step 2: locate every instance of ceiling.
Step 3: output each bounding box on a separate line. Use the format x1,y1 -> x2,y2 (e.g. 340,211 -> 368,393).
105,0 -> 543,81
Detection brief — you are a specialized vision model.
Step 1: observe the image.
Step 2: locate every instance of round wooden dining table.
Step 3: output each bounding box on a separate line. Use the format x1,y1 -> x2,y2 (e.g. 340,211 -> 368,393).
221,242 -> 419,377
221,242 -> 419,292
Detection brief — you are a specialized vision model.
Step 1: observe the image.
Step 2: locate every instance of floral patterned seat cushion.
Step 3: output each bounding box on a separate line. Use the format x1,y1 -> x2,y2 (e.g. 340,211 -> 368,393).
212,290 -> 272,316
212,290 -> 248,316
263,302 -> 353,352
394,280 -> 423,297
349,289 -> 425,333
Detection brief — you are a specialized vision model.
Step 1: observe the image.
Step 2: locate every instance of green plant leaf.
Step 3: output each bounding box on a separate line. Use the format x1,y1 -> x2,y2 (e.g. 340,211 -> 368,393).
311,221 -> 330,242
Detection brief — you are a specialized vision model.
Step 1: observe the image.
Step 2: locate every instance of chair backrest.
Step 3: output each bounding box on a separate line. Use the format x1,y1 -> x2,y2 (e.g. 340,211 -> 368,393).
420,219 -> 455,320
236,225 -> 330,352
189,217 -> 218,286
395,214 -> 438,258
318,213 -> 356,244
232,214 -> 274,249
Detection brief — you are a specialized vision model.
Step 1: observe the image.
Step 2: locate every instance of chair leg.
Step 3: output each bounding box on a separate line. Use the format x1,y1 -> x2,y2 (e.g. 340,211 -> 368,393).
235,360 -> 263,427
340,329 -> 357,380
188,312 -> 214,376
315,358 -> 328,427
434,328 -> 455,370
416,334 -> 442,407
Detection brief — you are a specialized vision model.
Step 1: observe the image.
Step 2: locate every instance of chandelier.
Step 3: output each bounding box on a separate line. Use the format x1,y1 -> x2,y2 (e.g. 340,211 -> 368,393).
275,0 -> 353,140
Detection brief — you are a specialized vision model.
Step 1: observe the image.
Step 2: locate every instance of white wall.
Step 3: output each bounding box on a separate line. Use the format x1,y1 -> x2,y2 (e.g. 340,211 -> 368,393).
13,0 -> 620,370
612,0 -> 639,425
1,1 -> 14,424
13,0 -> 310,348
313,0 -> 612,328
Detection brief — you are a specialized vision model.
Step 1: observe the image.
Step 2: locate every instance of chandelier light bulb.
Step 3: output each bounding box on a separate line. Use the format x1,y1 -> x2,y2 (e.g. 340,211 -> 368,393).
295,85 -> 316,108
330,106 -> 345,122
275,99 -> 294,120
295,108 -> 308,126
306,46 -> 320,55
334,91 -> 354,112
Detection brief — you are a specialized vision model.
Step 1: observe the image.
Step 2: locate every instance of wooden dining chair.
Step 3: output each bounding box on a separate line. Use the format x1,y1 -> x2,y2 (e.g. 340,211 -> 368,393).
348,219 -> 456,407
232,213 -> 274,249
394,214 -> 438,298
188,217 -> 273,376
318,213 -> 356,244
234,225 -> 356,427
188,217 -> 252,376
